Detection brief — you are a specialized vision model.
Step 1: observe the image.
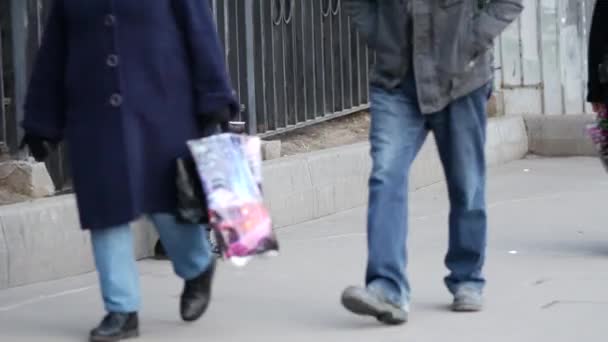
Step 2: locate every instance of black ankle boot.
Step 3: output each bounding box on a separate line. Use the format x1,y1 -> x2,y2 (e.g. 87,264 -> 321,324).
89,312 -> 139,342
180,260 -> 216,322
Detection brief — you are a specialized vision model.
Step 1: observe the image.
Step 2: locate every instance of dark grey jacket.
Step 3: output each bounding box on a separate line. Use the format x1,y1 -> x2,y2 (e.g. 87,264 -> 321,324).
345,0 -> 523,113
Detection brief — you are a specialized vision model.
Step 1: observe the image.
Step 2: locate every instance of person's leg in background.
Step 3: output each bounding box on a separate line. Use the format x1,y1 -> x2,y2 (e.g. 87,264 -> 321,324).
154,226 -> 219,260
342,78 -> 428,325
429,83 -> 490,312
150,214 -> 214,322
90,225 -> 141,342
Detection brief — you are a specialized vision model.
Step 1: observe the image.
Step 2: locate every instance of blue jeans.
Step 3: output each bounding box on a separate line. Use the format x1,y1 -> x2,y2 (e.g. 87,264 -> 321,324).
91,214 -> 212,313
366,77 -> 488,309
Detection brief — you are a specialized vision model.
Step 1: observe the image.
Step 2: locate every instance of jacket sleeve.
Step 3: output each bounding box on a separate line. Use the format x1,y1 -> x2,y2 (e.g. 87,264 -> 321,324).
587,1 -> 608,103
472,0 -> 524,54
21,0 -> 66,141
172,0 -> 238,116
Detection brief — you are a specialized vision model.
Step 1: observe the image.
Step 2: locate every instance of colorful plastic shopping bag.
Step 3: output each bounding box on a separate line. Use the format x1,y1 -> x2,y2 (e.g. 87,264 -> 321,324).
187,134 -> 278,266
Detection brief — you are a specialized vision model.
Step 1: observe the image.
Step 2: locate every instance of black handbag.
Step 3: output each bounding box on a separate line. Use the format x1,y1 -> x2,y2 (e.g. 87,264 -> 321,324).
175,121 -> 246,224
176,156 -> 209,224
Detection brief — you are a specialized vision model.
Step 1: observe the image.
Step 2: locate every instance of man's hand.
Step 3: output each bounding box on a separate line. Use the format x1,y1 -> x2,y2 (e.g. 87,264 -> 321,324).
592,102 -> 606,114
19,134 -> 58,162
473,0 -> 524,53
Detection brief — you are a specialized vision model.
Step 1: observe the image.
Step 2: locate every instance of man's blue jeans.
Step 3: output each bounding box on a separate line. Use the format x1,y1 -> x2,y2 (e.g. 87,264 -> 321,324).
366,76 -> 489,309
91,214 -> 212,313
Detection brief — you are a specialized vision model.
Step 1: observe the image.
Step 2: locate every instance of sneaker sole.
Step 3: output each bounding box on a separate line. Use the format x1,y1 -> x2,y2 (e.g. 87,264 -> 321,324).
341,289 -> 407,325
451,303 -> 483,312
89,329 -> 139,342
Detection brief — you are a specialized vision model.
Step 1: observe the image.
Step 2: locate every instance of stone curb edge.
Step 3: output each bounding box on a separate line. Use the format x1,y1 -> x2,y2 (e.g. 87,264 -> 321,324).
0,115 -> 539,289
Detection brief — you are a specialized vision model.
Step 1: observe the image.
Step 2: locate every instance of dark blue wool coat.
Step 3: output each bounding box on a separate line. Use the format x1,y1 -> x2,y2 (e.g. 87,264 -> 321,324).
22,0 -> 237,230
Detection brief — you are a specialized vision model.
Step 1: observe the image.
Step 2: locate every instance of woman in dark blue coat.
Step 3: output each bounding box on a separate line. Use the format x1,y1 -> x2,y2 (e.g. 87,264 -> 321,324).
20,0 -> 238,341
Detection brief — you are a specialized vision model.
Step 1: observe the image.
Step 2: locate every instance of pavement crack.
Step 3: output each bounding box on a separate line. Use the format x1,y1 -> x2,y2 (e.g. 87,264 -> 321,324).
542,300 -> 608,310
532,278 -> 551,286
541,300 -> 560,309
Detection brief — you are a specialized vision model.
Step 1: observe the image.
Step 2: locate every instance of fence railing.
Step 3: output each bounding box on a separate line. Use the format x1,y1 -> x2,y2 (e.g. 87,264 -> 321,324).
211,0 -> 372,136
0,0 -> 372,189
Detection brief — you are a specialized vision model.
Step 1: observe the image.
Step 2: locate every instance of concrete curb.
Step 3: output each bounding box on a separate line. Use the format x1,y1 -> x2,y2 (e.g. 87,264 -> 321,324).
0,116 -> 529,289
523,115 -> 596,157
266,116 -> 529,228
0,196 -> 157,289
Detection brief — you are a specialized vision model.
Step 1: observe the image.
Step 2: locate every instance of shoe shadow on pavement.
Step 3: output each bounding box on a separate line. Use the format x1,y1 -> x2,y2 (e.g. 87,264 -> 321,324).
0,318 -> 86,341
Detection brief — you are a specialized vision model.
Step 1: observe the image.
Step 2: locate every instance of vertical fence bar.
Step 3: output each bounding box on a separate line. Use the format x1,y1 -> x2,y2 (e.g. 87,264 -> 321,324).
9,0 -> 28,150
244,0 -> 257,134
323,1 -> 333,115
301,0 -> 312,121
277,1 -> 287,129
252,0 -> 267,133
0,25 -> 6,145
284,0 -> 296,126
361,33 -> 369,104
226,1 -> 239,96
264,0 -> 278,132
294,0 -> 306,124
313,0 -> 325,119
236,0 -> 248,122
332,0 -> 341,112
350,16 -> 360,108
255,0 -> 269,133
0,0 -> 11,150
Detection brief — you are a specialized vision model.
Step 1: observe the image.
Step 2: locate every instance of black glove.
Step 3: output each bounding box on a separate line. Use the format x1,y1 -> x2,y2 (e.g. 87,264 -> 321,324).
197,107 -> 235,134
20,134 -> 58,162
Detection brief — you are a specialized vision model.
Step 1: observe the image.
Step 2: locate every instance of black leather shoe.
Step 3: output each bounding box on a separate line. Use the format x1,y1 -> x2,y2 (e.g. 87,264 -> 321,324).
89,312 -> 139,342
180,260 -> 216,322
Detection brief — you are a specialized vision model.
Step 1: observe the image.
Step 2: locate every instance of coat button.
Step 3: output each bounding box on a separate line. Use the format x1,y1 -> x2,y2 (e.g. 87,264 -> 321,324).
104,14 -> 116,27
106,54 -> 119,67
109,94 -> 123,107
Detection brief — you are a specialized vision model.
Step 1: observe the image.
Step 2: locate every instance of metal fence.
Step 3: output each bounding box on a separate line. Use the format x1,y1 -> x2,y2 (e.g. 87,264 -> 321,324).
0,0 -> 372,189
1,0 -> 72,189
211,0 -> 372,136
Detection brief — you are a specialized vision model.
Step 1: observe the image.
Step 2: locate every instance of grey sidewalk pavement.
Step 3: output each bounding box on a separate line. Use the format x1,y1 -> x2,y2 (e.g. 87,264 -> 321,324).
0,157 -> 607,342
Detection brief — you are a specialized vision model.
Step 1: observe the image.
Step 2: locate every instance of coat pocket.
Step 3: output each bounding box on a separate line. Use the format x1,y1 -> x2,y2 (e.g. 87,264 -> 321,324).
435,1 -> 478,76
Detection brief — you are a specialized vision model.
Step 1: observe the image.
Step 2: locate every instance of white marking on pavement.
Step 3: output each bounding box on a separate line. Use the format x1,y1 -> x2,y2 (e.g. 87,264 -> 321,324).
0,286 -> 96,312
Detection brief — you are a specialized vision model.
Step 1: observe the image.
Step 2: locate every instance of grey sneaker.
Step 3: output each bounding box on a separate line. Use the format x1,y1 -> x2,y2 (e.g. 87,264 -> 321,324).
341,286 -> 408,325
451,287 -> 483,312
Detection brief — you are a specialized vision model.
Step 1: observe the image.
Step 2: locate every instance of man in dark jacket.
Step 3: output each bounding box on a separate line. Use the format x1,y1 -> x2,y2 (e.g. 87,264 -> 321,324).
588,0 -> 608,111
341,0 -> 523,325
